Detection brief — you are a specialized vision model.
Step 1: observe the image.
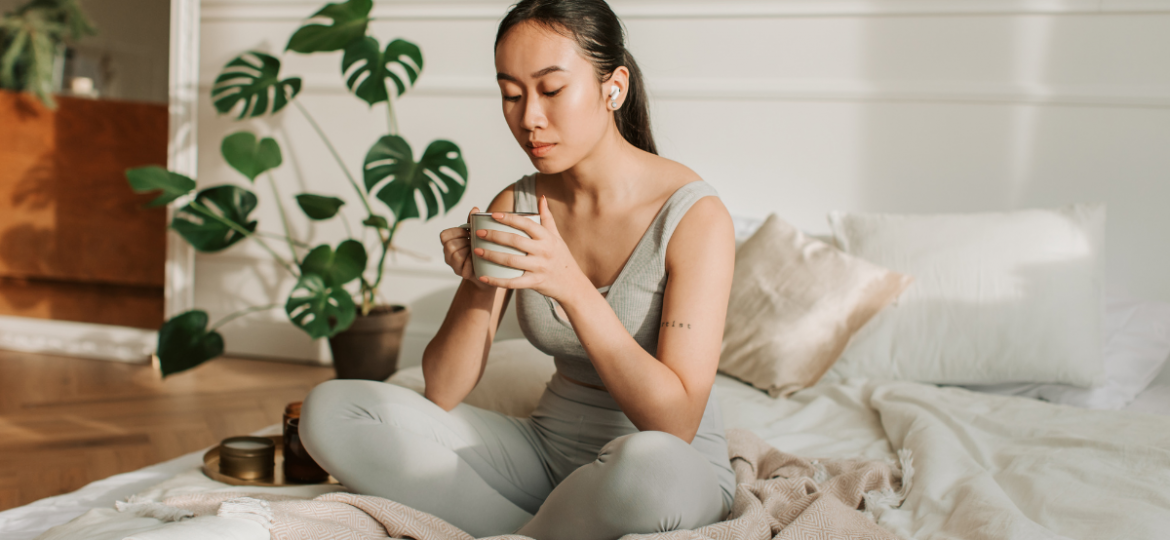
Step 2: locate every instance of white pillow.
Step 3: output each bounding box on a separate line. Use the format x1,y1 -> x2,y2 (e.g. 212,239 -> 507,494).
964,292 -> 1170,409
826,204 -> 1106,387
387,338 -> 556,417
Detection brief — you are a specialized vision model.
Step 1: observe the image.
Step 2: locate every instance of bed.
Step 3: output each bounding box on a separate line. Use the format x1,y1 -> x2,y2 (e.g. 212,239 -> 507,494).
4,208 -> 1170,539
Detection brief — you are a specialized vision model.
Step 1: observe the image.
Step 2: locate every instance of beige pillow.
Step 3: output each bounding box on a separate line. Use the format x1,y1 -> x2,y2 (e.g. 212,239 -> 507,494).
719,214 -> 913,397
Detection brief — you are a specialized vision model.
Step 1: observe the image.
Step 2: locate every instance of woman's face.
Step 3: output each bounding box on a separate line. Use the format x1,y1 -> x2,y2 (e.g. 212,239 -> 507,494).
495,21 -> 619,174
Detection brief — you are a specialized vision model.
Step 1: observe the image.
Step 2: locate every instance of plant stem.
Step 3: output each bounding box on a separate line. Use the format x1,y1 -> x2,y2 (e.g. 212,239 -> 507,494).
371,221 -> 399,291
188,201 -> 299,277
265,171 -> 300,262
208,303 -> 283,333
255,231 -> 311,248
293,100 -> 374,216
385,94 -> 398,136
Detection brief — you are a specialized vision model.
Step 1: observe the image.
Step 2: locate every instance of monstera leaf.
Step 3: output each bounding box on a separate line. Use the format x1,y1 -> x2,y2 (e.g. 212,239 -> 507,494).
286,0 -> 372,53
296,194 -> 345,220
363,135 -> 468,222
222,132 -> 283,181
300,240 -> 367,287
126,166 -> 196,208
171,185 -> 259,252
286,273 -> 357,339
342,37 -> 423,106
212,52 -> 302,119
155,310 -> 225,377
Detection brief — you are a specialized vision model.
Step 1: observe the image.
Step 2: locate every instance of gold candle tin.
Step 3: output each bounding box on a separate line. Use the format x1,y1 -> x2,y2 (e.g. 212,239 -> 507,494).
218,436 -> 276,480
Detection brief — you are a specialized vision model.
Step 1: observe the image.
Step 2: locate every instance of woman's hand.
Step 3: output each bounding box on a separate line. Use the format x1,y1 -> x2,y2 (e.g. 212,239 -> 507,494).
473,195 -> 591,303
440,206 -> 495,291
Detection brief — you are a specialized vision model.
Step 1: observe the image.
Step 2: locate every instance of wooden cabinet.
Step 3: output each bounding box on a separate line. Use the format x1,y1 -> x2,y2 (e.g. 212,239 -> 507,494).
0,90 -> 168,329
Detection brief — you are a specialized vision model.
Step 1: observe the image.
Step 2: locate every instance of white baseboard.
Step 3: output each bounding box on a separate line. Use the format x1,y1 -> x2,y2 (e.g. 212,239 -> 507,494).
0,316 -> 156,363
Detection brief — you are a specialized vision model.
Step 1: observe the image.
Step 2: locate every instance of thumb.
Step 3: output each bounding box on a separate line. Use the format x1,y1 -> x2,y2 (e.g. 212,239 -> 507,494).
467,206 -> 480,222
539,195 -> 558,235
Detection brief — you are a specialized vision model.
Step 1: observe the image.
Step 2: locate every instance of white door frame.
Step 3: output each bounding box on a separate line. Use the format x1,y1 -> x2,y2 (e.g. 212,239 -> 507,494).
0,0 -> 198,363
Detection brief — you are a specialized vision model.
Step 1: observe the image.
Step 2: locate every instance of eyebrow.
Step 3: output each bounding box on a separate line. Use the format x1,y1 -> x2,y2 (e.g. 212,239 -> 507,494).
496,65 -> 566,82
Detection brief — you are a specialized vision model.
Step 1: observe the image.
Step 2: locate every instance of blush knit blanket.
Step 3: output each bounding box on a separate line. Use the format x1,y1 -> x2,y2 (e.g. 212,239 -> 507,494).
154,428 -> 911,540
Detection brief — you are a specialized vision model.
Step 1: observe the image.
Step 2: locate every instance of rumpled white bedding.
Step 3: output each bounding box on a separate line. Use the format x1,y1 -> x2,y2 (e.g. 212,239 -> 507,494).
6,374 -> 1170,540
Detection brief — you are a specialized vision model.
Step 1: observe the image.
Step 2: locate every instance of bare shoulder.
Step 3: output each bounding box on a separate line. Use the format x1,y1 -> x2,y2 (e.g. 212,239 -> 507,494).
664,174 -> 734,271
484,181 -> 518,213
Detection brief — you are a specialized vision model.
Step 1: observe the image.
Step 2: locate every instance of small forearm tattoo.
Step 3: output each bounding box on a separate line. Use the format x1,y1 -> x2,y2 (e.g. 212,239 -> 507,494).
660,320 -> 692,330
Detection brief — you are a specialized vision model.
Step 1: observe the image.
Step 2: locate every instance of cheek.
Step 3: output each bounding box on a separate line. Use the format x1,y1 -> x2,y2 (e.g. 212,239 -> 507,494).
551,87 -> 607,146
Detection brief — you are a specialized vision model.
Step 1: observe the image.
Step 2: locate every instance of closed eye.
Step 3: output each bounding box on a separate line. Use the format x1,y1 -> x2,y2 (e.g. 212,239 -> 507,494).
504,95 -> 521,103
544,87 -> 564,97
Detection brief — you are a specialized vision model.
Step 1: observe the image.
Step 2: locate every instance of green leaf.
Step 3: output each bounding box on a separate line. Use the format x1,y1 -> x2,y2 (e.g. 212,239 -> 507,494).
211,51 -> 302,119
286,273 -> 357,339
363,135 -> 468,223
300,239 -> 367,287
221,131 -> 283,181
286,0 -> 372,54
156,310 -> 225,377
362,215 -> 389,230
341,37 -> 423,106
126,166 -> 197,208
296,194 -> 346,220
171,185 -> 259,252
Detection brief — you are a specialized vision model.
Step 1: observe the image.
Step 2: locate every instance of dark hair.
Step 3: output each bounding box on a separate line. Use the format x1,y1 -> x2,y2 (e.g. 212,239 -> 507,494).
495,0 -> 657,155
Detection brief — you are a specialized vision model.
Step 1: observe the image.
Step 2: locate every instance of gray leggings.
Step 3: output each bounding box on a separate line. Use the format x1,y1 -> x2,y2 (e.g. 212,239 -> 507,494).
300,372 -> 736,539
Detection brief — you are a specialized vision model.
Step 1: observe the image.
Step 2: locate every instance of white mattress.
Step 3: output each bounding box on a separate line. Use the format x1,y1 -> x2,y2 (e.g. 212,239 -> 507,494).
3,377 -> 1169,540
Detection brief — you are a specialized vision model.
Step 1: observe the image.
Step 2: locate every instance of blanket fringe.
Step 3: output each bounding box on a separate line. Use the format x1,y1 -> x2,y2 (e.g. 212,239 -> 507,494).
115,498 -> 194,522
862,448 -> 915,523
218,497 -> 276,530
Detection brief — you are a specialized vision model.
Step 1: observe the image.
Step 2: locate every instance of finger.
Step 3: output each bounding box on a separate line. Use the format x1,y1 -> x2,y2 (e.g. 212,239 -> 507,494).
440,227 -> 469,243
467,206 -> 481,222
538,195 -> 559,236
476,228 -> 536,253
443,238 -> 470,258
474,246 -> 536,271
491,211 -> 545,240
477,273 -> 535,290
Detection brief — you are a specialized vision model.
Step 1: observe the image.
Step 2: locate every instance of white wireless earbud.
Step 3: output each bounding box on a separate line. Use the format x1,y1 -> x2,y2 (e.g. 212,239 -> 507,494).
609,86 -> 620,109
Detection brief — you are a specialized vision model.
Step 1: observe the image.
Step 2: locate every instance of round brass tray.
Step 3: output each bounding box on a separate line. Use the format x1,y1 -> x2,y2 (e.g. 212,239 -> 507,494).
202,434 -> 340,487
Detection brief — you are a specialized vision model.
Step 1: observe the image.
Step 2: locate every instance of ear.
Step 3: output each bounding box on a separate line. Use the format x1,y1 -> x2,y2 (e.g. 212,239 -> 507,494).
604,66 -> 631,109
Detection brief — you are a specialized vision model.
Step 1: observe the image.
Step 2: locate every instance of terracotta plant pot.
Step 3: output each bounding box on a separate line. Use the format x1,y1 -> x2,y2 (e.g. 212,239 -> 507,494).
327,304 -> 410,381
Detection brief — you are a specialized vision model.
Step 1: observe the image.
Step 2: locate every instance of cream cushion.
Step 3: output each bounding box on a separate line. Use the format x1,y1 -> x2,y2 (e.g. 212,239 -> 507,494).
387,338 -> 556,417
719,214 -> 913,398
826,203 -> 1106,387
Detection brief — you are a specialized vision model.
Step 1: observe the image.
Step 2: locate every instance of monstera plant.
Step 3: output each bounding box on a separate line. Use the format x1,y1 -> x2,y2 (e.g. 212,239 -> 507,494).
128,0 -> 468,378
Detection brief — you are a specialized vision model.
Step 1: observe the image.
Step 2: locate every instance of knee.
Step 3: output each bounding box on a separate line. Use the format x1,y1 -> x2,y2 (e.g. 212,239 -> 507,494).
300,380 -> 415,448
594,431 -> 724,531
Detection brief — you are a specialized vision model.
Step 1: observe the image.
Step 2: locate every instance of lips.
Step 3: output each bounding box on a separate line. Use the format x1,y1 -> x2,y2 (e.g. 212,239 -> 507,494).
527,141 -> 556,158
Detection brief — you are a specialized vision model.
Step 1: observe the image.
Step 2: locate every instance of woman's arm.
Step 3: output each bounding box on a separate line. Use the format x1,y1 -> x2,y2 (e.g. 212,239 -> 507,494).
563,196 -> 734,442
473,194 -> 735,442
421,186 -> 516,411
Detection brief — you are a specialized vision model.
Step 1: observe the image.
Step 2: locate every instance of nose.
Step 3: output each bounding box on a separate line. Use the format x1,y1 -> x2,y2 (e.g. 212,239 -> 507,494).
520,94 -> 547,132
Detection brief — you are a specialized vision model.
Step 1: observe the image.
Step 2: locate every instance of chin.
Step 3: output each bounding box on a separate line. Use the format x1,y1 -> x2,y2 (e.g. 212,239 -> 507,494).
528,155 -> 573,175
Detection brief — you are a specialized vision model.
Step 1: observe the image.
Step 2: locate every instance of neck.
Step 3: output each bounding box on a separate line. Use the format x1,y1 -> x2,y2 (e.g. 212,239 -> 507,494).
557,123 -> 643,209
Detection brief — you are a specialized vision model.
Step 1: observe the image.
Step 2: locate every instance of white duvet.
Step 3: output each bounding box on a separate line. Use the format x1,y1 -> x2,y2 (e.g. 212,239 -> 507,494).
11,372 -> 1170,540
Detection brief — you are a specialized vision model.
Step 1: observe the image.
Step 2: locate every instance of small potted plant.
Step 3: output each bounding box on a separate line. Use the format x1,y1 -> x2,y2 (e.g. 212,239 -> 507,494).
127,0 -> 468,380
0,0 -> 96,108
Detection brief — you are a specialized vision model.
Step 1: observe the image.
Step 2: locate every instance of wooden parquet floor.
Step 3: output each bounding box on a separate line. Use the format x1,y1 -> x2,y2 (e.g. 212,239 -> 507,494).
0,349 -> 334,511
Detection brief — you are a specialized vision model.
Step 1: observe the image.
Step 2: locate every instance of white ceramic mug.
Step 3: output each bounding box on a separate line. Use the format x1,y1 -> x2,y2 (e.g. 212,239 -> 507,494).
459,212 -> 541,280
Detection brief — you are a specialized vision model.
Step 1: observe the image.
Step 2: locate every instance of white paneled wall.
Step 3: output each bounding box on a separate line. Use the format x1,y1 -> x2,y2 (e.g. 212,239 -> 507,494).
196,0 -> 1170,366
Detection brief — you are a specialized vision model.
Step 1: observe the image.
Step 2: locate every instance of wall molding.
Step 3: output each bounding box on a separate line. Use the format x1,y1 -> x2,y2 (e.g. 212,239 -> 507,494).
201,0 -> 1170,21
169,0 -> 200,319
199,74 -> 1170,109
0,316 -> 156,363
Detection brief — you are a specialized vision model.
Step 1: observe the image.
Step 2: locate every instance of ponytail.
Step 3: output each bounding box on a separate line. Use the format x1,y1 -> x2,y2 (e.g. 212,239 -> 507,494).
496,0 -> 658,155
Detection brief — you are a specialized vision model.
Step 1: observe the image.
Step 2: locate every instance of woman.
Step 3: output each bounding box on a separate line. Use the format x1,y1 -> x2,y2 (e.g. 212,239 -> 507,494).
300,1 -> 737,538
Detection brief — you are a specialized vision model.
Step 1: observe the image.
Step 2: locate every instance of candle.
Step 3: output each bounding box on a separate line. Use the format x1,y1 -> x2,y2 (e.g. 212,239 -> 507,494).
219,436 -> 275,480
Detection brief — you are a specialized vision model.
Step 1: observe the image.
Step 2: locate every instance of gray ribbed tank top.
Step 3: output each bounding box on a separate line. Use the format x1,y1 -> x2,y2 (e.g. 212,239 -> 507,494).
513,173 -> 720,388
